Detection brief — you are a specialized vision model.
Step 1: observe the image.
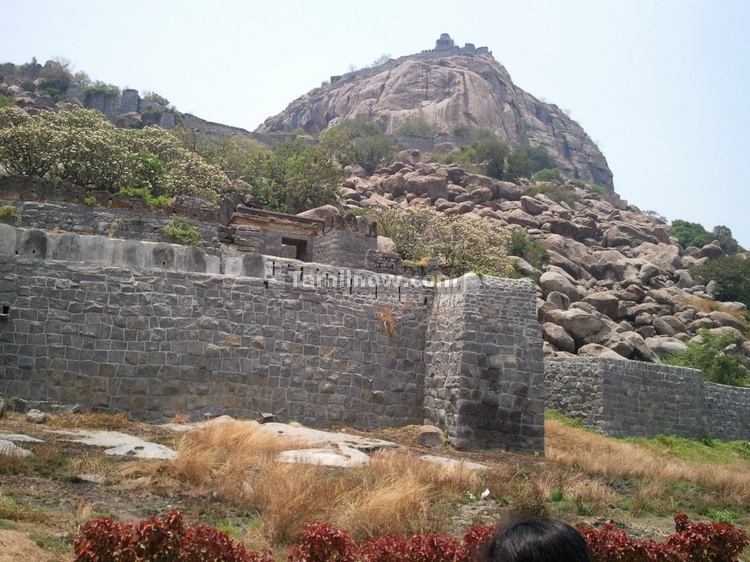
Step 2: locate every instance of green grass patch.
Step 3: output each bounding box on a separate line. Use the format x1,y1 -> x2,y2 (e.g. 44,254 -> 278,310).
624,434 -> 750,465
544,409 -> 587,429
0,496 -> 50,523
117,186 -> 172,208
30,532 -> 73,556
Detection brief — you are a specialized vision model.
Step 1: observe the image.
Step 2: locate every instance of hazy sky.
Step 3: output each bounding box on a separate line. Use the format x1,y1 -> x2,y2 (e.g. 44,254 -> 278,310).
2,0 -> 749,246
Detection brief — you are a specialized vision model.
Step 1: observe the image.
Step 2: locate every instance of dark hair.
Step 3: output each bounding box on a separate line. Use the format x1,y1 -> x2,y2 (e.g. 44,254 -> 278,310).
486,519 -> 592,562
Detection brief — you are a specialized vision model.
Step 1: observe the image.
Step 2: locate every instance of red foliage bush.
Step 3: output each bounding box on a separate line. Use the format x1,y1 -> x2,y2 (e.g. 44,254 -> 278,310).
73,511 -> 273,562
578,513 -> 749,562
74,512 -> 746,562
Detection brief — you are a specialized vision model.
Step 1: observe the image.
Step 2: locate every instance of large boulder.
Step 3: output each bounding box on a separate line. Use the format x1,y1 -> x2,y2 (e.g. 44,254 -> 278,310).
381,174 -> 407,196
645,336 -> 688,358
542,322 -> 575,353
406,175 -> 449,201
708,311 -> 747,332
539,271 -> 581,303
578,343 -> 626,360
297,205 -> 340,220
583,291 -> 620,319
546,308 -> 606,342
698,241 -> 725,260
520,196 -> 547,216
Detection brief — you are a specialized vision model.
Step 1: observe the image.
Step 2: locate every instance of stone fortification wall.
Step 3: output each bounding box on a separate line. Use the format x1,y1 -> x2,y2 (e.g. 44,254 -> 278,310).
545,357 -> 750,440
424,275 -> 544,453
0,226 -> 544,451
0,258 -> 431,427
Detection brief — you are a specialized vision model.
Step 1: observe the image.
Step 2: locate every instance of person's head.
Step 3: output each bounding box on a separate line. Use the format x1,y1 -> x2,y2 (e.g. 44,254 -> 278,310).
486,518 -> 592,562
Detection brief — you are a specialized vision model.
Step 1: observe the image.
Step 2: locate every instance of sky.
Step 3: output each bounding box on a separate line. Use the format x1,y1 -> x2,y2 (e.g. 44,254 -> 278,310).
2,0 -> 749,246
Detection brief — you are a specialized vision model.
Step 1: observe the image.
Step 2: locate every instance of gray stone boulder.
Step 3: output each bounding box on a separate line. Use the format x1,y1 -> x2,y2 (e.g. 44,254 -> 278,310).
542,322 -> 575,353
26,409 -> 46,423
708,311 -> 747,332
520,196 -> 547,216
578,343 -> 626,359
645,336 -> 688,358
417,425 -> 445,448
546,308 -> 606,342
540,271 -> 580,303
406,175 -> 449,201
621,331 -> 661,363
698,241 -> 725,260
377,236 -> 398,254
297,205 -> 340,220
381,174 -> 407,196
583,292 -> 620,319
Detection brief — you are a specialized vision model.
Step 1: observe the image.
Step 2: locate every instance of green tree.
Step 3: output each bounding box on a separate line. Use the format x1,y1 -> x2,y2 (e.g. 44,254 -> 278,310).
666,330 -> 749,386
670,220 -> 710,248
395,117 -> 433,138
693,254 -> 750,307
473,138 -> 510,180
243,139 -> 341,213
506,146 -> 556,180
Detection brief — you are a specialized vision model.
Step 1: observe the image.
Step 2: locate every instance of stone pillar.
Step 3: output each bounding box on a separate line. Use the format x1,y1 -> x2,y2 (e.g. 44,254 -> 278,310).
424,274 -> 544,453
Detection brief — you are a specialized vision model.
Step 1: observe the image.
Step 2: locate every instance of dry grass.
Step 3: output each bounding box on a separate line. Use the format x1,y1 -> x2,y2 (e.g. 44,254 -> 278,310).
166,421 -> 484,544
47,412 -> 135,431
0,496 -> 50,523
681,296 -> 748,328
545,418 -> 750,506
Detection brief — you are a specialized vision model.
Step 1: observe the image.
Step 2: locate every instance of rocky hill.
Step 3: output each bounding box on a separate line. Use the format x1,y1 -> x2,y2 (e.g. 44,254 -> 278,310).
337,150 -> 749,364
258,34 -> 613,189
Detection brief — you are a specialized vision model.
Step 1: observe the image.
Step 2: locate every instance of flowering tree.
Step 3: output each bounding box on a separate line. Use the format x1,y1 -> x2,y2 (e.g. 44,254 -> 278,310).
0,106 -> 230,204
368,205 -> 512,277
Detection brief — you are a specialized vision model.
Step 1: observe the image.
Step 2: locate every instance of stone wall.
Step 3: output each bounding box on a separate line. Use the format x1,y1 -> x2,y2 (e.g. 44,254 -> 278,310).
313,229 -> 377,269
424,275 -> 545,453
0,227 -> 545,451
545,357 -> 750,440
0,258 -> 431,427
704,383 -> 750,441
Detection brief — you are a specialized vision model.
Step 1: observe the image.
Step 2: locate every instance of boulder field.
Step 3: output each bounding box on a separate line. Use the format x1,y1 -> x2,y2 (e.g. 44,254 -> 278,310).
333,152 -> 748,364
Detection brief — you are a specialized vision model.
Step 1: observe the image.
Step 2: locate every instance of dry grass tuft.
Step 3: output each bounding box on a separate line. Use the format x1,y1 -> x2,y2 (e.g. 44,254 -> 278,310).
681,296 -> 748,327
545,418 -> 750,505
47,412 -> 134,431
166,422 -> 483,544
0,495 -> 50,523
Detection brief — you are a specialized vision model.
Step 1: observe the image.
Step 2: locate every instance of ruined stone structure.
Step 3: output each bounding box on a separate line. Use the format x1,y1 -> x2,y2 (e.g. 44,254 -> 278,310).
545,357 -> 750,441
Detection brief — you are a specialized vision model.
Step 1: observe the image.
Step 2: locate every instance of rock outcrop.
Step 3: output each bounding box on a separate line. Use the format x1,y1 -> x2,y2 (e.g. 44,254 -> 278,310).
257,34 -> 613,189
338,151 -> 749,363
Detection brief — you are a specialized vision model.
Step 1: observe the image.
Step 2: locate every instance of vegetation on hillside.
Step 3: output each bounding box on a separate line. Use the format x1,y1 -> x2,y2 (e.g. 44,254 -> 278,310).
693,254 -> 750,308
320,117 -> 396,174
0,106 -> 230,204
665,329 -> 749,386
242,139 -> 341,214
365,205 -> 512,277
670,220 -> 740,254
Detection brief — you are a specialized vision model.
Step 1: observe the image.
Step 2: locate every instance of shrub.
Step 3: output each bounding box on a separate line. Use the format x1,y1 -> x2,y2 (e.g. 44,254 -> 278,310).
84,81 -> 120,97
0,106 -> 230,203
507,230 -> 549,270
369,205 -> 512,277
506,145 -> 556,180
244,138 -> 341,213
0,205 -> 17,223
288,523 -> 357,562
0,95 -> 12,109
118,186 -> 171,208
693,254 -> 750,308
440,136 -> 509,180
319,118 -> 395,174
671,219 -> 710,249
665,329 -> 749,386
532,168 -> 562,183
83,195 -> 96,206
527,182 -> 579,207
568,178 -> 587,188
395,117 -> 433,139
74,511 -> 272,562
163,218 -> 201,246
143,91 -> 170,107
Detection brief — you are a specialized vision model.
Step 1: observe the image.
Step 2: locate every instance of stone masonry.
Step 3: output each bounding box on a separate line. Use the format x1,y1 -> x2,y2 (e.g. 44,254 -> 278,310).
0,225 -> 545,451
545,357 -> 750,440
